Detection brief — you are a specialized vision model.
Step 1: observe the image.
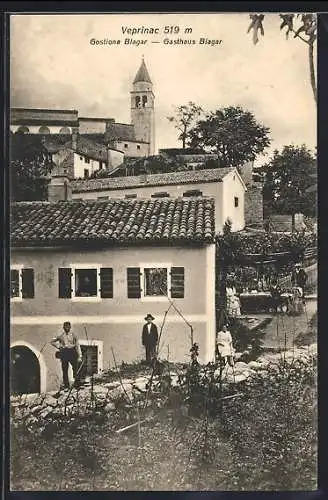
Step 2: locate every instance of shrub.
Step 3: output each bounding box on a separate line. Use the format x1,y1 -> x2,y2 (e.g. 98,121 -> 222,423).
221,357 -> 317,490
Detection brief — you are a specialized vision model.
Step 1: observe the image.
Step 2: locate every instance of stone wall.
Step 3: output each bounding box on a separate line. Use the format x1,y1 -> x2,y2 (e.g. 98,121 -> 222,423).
268,213 -> 305,232
245,185 -> 263,227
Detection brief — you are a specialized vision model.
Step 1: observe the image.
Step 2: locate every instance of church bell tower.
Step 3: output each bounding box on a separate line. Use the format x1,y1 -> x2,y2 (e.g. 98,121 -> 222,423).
131,57 -> 155,156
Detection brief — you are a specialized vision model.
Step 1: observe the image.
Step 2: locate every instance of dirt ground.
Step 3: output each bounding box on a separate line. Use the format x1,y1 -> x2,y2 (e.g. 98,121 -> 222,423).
252,298 -> 317,350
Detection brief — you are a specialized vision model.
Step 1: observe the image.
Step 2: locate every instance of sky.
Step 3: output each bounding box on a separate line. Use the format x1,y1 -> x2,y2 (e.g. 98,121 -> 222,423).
10,13 -> 316,166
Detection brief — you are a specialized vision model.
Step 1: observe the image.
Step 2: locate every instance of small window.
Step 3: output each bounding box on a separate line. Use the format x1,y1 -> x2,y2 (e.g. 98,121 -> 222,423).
183,189 -> 203,197
137,145 -> 141,150
84,169 -> 89,179
151,192 -> 170,198
234,196 -> 239,207
144,268 -> 168,297
75,269 -> 97,297
98,196 -> 109,201
59,127 -> 71,135
38,126 -> 50,135
125,194 -> 137,199
99,162 -> 103,169
124,144 -> 128,149
80,156 -> 83,161
85,158 -> 90,164
142,95 -> 147,107
136,96 -> 141,108
127,266 -> 185,299
16,126 -> 29,134
10,268 -> 35,299
58,267 -> 113,300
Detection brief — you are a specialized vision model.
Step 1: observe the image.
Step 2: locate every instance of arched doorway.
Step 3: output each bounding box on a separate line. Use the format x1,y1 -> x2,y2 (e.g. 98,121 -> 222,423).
10,345 -> 41,394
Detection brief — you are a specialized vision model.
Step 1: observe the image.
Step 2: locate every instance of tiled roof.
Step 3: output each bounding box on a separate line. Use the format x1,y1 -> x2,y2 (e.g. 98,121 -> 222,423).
73,136 -> 108,163
71,167 -> 235,193
10,133 -> 108,163
11,198 -> 215,246
106,123 -> 137,142
11,108 -> 79,126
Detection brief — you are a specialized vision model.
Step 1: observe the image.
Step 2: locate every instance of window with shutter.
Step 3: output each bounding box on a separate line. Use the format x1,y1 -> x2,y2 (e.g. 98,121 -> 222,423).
170,267 -> 185,298
100,268 -> 113,298
58,268 -> 72,298
21,268 -> 35,299
10,269 -> 20,298
127,267 -> 141,298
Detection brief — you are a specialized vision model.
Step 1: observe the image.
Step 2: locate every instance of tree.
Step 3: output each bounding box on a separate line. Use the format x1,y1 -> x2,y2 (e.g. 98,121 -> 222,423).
260,145 -> 317,230
167,102 -> 203,149
10,134 -> 54,201
247,14 -> 317,103
188,106 -> 271,168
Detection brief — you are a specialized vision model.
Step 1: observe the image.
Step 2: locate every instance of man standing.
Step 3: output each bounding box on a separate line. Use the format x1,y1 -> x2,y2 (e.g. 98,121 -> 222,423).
142,314 -> 158,365
51,321 -> 82,389
291,263 -> 308,298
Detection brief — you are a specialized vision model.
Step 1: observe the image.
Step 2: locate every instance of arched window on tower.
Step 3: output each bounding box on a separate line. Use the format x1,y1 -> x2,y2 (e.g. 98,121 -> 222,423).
142,95 -> 147,107
135,96 -> 141,108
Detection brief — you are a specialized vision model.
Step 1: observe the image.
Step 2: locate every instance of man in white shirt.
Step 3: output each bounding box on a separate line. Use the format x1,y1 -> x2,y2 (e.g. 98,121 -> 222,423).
51,321 -> 82,389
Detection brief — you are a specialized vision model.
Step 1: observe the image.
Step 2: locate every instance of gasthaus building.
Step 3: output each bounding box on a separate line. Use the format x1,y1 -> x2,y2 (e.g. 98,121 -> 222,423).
10,197 -> 216,394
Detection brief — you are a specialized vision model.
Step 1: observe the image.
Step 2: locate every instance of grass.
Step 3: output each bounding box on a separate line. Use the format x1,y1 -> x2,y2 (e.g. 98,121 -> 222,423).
11,356 -> 317,491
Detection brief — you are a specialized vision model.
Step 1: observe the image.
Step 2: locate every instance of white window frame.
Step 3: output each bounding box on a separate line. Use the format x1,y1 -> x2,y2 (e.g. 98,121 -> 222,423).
79,339 -> 103,376
71,264 -> 102,302
10,265 -> 24,301
140,262 -> 172,302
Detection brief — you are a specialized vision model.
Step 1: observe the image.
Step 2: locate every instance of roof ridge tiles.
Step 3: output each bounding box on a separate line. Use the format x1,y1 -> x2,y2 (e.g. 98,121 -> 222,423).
11,198 -> 215,246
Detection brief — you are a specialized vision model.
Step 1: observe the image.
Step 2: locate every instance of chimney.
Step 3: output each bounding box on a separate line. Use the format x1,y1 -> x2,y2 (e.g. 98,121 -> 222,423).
48,165 -> 72,202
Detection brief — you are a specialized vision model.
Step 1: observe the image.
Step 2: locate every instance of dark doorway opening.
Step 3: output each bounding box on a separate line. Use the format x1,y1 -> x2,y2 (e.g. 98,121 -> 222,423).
10,345 -> 41,395
80,345 -> 98,380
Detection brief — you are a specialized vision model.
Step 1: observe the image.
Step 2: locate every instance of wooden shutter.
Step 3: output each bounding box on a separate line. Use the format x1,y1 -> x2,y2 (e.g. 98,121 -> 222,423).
58,268 -> 72,298
127,267 -> 141,298
21,268 -> 35,298
170,267 -> 185,298
100,268 -> 113,298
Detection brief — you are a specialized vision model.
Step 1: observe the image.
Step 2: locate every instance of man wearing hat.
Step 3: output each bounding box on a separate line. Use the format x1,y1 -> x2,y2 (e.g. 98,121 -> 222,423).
142,314 -> 159,365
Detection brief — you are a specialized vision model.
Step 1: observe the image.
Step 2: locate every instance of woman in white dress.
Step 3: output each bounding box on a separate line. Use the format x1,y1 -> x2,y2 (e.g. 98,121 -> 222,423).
226,281 -> 241,318
216,324 -> 234,366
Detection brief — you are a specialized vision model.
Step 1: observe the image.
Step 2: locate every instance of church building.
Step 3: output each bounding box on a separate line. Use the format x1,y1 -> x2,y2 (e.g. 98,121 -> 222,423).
10,58 -> 155,159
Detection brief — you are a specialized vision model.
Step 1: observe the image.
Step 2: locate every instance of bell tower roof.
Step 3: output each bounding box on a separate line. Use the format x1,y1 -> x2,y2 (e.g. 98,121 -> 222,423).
133,57 -> 152,84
